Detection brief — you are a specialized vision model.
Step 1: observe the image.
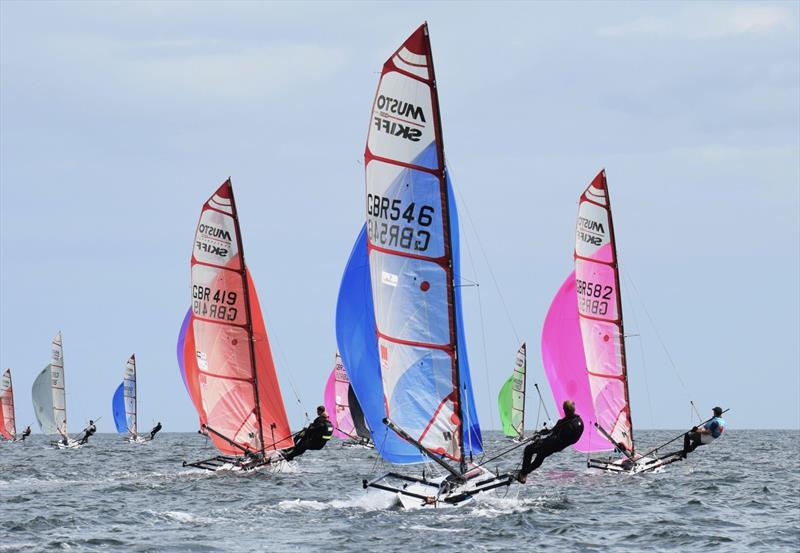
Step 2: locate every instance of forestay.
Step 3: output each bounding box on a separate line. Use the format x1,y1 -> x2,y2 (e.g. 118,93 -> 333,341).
574,170 -> 634,453
188,180 -> 292,456
0,368 -> 16,440
498,344 -> 526,439
32,332 -> 67,437
338,23 -> 482,466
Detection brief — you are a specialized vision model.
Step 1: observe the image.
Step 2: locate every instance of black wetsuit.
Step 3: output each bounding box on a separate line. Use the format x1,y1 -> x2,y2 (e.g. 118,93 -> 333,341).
521,414 -> 584,475
78,424 -> 96,445
283,415 -> 333,461
21,428 -> 31,441
149,423 -> 162,440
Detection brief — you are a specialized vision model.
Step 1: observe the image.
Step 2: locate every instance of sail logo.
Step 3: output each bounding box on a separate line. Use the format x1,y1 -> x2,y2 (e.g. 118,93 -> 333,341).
376,95 -> 426,123
373,95 -> 426,142
380,344 -> 389,371
576,217 -> 605,246
196,241 -> 229,257
198,224 -> 231,242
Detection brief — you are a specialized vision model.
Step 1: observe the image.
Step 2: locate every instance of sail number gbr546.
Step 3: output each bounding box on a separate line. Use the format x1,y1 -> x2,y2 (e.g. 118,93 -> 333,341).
192,286 -> 238,321
367,193 -> 434,252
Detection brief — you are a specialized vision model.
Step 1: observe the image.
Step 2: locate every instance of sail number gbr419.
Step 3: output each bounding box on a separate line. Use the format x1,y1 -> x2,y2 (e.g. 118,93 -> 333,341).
192,286 -> 238,321
367,193 -> 434,252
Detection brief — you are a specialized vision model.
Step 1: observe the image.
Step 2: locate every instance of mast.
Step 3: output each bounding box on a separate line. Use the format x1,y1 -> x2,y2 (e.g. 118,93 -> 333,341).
226,181 -> 266,455
132,354 -> 138,436
601,174 -> 634,452
422,22 -> 467,474
520,343 -> 527,439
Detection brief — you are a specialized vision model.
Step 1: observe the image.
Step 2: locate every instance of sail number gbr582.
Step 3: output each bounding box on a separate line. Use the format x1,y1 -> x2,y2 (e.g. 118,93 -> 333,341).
192,286 -> 238,321
367,194 -> 434,252
576,278 -> 613,317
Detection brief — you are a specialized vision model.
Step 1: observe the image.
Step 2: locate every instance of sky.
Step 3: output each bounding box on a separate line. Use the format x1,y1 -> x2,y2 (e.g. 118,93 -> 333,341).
1,1 -> 798,434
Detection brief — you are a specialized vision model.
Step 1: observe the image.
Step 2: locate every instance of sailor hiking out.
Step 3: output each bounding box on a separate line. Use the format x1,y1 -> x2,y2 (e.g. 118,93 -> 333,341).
78,420 -> 97,445
683,407 -> 726,457
283,406 -> 333,462
20,426 -> 32,441
515,400 -> 584,483
149,422 -> 162,440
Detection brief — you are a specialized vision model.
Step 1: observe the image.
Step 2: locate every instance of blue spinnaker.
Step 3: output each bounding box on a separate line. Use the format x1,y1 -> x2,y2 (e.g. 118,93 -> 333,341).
177,308 -> 191,394
336,171 -> 482,465
112,383 -> 127,434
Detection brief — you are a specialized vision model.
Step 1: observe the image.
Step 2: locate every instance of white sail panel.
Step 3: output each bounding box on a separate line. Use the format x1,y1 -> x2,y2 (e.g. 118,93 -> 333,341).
368,72 -> 437,170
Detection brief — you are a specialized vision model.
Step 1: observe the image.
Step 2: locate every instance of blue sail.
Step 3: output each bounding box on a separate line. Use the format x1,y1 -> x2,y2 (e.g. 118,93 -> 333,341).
177,308 -> 191,394
112,383 -> 127,434
336,170 -> 482,465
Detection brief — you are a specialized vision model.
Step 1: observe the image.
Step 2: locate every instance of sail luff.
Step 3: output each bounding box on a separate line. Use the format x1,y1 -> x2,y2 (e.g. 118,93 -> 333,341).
420,23 -> 467,471
225,183 -> 266,455
601,174 -> 634,452
519,343 -> 527,438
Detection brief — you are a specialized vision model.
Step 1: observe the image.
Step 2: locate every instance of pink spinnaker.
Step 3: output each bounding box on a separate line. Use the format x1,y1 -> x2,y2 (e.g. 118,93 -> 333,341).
541,272 -> 612,452
323,354 -> 357,440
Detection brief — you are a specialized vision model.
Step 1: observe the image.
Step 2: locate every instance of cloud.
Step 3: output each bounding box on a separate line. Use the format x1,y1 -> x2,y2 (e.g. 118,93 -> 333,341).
597,4 -> 795,39
30,35 -> 347,104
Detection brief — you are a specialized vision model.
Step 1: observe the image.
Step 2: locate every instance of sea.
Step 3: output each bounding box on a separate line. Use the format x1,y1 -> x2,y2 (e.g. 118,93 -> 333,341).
1,430 -> 798,552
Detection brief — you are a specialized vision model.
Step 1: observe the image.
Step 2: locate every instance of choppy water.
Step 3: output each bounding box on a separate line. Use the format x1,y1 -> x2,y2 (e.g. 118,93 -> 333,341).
1,430 -> 798,552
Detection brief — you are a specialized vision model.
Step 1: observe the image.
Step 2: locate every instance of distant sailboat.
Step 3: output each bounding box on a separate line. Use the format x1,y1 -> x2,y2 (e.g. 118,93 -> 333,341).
112,354 -> 148,443
337,23 -> 513,507
0,368 -> 16,441
323,353 -> 372,447
182,180 -> 293,471
542,170 -> 685,472
32,332 -> 78,448
498,344 -> 526,441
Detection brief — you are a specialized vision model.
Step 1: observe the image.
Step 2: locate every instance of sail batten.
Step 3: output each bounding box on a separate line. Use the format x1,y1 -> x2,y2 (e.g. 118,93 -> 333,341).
187,180 -> 291,456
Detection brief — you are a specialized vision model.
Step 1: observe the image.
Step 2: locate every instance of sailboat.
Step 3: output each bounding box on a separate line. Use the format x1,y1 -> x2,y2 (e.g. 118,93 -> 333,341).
323,353 -> 372,447
542,170 -> 684,473
336,23 -> 513,507
112,354 -> 148,443
181,179 -> 294,471
0,368 -> 16,441
498,344 -> 527,441
32,332 -> 79,448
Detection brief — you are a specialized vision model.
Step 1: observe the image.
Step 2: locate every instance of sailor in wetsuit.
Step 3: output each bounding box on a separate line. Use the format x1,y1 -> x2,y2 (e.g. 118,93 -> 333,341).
20,426 -> 32,441
683,407 -> 725,457
78,420 -> 97,445
149,422 -> 162,440
283,406 -> 333,462
515,400 -> 584,483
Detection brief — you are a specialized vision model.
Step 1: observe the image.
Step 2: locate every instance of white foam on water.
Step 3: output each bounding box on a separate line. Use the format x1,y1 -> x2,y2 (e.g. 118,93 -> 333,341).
152,510 -> 223,524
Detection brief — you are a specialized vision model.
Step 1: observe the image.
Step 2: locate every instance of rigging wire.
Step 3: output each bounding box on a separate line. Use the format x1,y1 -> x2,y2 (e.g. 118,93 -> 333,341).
258,309 -> 309,424
623,267 -> 696,408
621,268 -> 656,430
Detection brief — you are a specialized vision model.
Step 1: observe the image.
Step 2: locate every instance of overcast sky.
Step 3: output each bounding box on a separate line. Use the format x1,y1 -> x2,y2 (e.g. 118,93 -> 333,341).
1,1 -> 798,434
